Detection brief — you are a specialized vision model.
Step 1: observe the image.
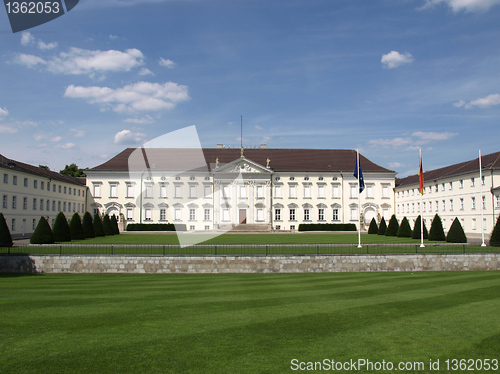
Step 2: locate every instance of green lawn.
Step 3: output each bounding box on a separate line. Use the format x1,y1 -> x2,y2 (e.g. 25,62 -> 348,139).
1,272 -> 499,373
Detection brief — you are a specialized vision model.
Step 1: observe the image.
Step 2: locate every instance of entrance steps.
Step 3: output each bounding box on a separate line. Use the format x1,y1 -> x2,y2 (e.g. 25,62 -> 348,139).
216,223 -> 272,232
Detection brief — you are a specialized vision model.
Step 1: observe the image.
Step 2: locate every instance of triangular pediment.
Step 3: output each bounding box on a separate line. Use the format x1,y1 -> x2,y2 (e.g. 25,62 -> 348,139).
214,157 -> 272,174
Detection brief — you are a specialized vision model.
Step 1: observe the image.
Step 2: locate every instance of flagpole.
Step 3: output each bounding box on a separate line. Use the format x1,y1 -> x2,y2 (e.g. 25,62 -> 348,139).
479,149 -> 486,247
419,149 -> 425,247
357,149 -> 362,248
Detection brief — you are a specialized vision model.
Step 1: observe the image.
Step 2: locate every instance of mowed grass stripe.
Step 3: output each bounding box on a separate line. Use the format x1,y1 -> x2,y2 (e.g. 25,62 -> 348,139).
1,272 -> 499,373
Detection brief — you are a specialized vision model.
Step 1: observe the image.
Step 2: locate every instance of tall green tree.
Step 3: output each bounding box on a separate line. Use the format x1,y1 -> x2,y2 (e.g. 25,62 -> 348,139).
0,213 -> 13,247
60,163 -> 88,178
110,215 -> 120,235
368,218 -> 378,234
69,213 -> 85,240
377,217 -> 387,235
490,215 -> 500,247
446,218 -> 467,243
412,215 -> 429,240
397,217 -> 413,238
385,215 -> 399,236
429,214 -> 446,241
30,216 -> 55,244
102,214 -> 114,236
93,214 -> 105,237
53,212 -> 71,242
82,212 -> 95,238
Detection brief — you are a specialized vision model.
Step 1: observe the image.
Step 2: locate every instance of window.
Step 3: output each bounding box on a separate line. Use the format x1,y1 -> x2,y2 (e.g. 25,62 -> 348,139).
482,195 -> 486,210
53,184 -> 56,192
145,184 -> 153,198
471,178 -> 475,187
350,207 -> 358,221
34,180 -> 38,189
11,219 -> 15,231
175,185 -> 182,198
127,183 -> 134,198
412,203 -> 415,213
3,195 -> 7,209
160,184 -> 167,198
222,208 -> 229,221
41,181 -> 44,190
423,202 -> 426,212
449,182 -> 453,190
73,203 -> 75,212
304,185 -> 311,198
366,185 -> 373,198
189,208 -> 196,221
13,175 -> 17,185
442,200 -> 446,212
58,201 -> 61,211
3,174 -> 8,184
275,208 -> 281,221
257,185 -> 264,198
40,199 -> 44,211
63,202 -> 66,212
145,208 -> 152,221
58,185 -> 61,193
160,209 -> 167,221
429,201 -> 432,212
472,218 -> 477,230
289,208 -> 296,221
126,208 -> 134,221
332,185 -> 339,198
46,200 -> 50,211
290,225 -> 295,231
24,178 -> 28,187
52,201 -> 56,211
190,225 -> 195,231
204,208 -> 211,221
32,219 -> 36,230
460,198 -> 464,210
204,185 -> 211,198
110,183 -> 117,198
274,185 -> 282,198
73,188 -> 76,195
205,225 -> 210,230
222,185 -> 229,198
449,199 -> 453,211
304,209 -> 310,221
482,176 -> 485,185
64,186 -> 67,194
289,185 -> 297,198
239,185 -> 246,198
93,184 -> 101,198
332,208 -> 339,221
78,190 -> 80,197
435,185 -> 438,193
350,185 -> 358,198
189,185 -> 197,198
441,183 -> 445,191
256,209 -> 264,221
496,195 -> 500,208
23,197 -> 27,210
471,197 -> 476,210
12,196 -> 17,209
382,185 -> 389,198
318,208 -> 325,221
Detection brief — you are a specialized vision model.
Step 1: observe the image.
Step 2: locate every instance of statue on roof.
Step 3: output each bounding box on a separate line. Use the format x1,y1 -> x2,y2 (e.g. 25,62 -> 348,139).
266,157 -> 271,168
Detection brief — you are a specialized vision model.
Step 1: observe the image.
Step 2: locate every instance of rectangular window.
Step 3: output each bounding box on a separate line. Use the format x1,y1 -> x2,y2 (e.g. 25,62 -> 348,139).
471,197 -> 476,210
449,182 -> 453,190
145,184 -> 153,198
412,203 -> 415,213
450,199 -> 453,211
239,185 -> 246,198
441,183 -> 445,191
23,197 -> 27,210
289,208 -> 296,221
435,200 -> 439,212
110,184 -> 117,198
350,185 -> 358,198
471,178 -> 475,187
366,185 -> 373,198
275,208 -> 281,221
78,190 -> 81,197
257,185 -> 264,198
274,185 -> 282,198
58,185 -> 61,193
40,199 -> 44,211
73,203 -> 75,212
175,185 -> 182,198
190,225 -> 195,231
482,176 -> 486,185
53,184 -> 56,192
64,186 -> 67,194
126,208 -> 133,220
382,186 -> 389,198
204,209 -> 211,221
93,184 -> 101,198
442,200 -> 446,212
52,201 -> 56,211
12,175 -> 17,185
318,208 -> 325,221
160,184 -> 167,198
12,196 -> 17,209
32,219 -> 36,230
222,208 -> 229,221
350,207 -> 358,221
3,174 -> 8,184
24,178 -> 28,187
174,208 -> 182,221
304,209 -> 310,221
472,218 -> 477,230
496,195 -> 500,208
46,200 -> 50,211
34,180 -> 37,189
145,208 -> 152,221
482,195 -> 486,210
304,185 -> 311,198
423,202 -> 426,212
11,219 -> 15,231
429,201 -> 432,212
289,185 -> 297,198
189,208 -> 196,221
73,188 -> 76,195
40,181 -> 44,190
204,185 -> 211,198
58,201 -> 61,211
257,208 -> 264,221
63,202 -> 66,212
127,184 -> 134,198
460,198 -> 464,210
332,209 -> 339,221
332,185 -> 339,198
2,195 -> 7,209
160,209 -> 166,221
189,185 -> 197,198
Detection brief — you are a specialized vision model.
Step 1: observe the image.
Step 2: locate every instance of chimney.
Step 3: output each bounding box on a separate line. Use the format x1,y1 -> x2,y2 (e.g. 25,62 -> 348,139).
217,144 -> 223,149
260,144 -> 267,149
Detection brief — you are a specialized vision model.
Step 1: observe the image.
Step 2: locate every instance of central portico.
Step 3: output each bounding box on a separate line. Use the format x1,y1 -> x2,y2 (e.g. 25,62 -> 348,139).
212,156 -> 273,227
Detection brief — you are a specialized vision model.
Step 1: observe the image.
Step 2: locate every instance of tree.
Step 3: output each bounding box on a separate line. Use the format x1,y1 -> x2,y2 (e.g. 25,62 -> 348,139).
30,216 -> 55,244
377,217 -> 387,235
110,215 -> 120,235
53,212 -> 71,242
490,215 -> 500,247
385,215 -> 399,236
412,215 -> 429,240
82,212 -> 95,238
397,217 -> 413,238
0,213 -> 13,247
368,218 -> 378,234
69,213 -> 85,240
446,218 -> 467,243
102,214 -> 114,236
93,214 -> 105,237
60,163 -> 88,178
429,214 -> 446,241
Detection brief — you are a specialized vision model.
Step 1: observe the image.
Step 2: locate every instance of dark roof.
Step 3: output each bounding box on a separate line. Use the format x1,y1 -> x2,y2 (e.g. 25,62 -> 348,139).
89,148 -> 394,173
0,154 -> 86,186
396,151 -> 500,188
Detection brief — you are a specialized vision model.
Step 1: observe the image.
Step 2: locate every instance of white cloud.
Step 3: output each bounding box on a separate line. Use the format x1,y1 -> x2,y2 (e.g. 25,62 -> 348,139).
0,124 -> 18,134
159,58 -> 175,68
0,107 -> 9,120
255,125 -> 263,130
421,0 -> 500,12
454,93 -> 500,109
412,131 -> 458,142
21,31 -> 35,46
381,51 -> 414,69
124,115 -> 154,124
34,133 -> 62,142
368,137 -> 413,148
387,162 -> 403,169
38,41 -> 58,50
109,34 -> 118,40
64,81 -> 190,113
369,131 -> 457,151
15,48 -> 144,76
69,128 -> 86,138
139,67 -> 154,76
113,129 -> 146,144
57,142 -> 77,150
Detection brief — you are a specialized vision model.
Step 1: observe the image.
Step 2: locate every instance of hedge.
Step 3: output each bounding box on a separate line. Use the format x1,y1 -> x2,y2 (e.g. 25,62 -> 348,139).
491,215 -> 500,247
30,216 -> 55,244
93,214 -> 105,237
368,218 -> 378,234
53,212 -> 71,242
397,217 -> 412,238
412,215 -> 428,240
429,213 -> 446,241
377,217 -> 387,235
110,215 -> 120,235
0,212 -> 13,247
126,223 -> 187,232
82,212 -> 95,238
298,223 -> 357,232
385,215 -> 399,236
102,214 -> 114,236
446,218 -> 467,243
69,213 -> 85,240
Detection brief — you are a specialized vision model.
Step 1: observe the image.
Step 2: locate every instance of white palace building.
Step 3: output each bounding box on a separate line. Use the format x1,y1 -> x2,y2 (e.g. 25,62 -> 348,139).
85,146 -> 396,232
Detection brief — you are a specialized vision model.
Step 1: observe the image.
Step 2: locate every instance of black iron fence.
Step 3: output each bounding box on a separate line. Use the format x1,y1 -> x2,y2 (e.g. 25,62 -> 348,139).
1,243 -> 499,256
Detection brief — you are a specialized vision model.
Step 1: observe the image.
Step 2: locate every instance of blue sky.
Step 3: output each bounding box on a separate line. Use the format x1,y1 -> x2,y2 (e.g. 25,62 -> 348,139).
1,0 -> 500,177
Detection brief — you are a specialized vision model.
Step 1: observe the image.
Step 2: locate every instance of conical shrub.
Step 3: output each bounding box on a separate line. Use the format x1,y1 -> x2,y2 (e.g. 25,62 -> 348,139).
446,218 -> 467,243
412,215 -> 429,240
102,214 -> 114,236
53,212 -> 71,242
397,217 -> 413,237
385,215 -> 399,236
69,213 -> 85,240
93,214 -> 105,237
82,212 -> 95,238
110,215 -> 120,235
377,217 -> 387,235
0,212 -> 13,247
490,215 -> 500,247
429,213 -> 446,241
30,216 -> 55,244
368,218 -> 378,234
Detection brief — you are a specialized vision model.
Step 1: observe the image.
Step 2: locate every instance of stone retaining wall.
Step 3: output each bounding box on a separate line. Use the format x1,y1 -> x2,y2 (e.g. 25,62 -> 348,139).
1,253 -> 500,273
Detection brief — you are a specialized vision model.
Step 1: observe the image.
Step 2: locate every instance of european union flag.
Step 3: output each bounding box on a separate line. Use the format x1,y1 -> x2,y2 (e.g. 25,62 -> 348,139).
354,154 -> 365,193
